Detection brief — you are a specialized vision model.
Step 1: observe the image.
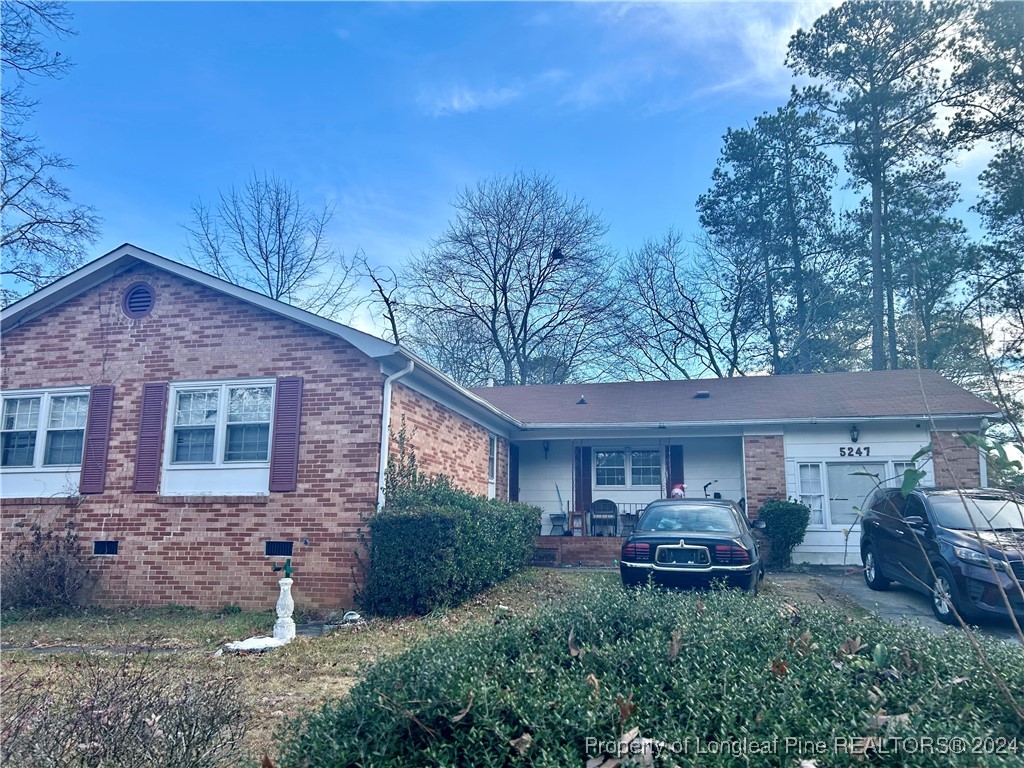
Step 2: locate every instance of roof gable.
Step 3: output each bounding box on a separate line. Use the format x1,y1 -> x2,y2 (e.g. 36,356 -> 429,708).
2,243 -> 519,432
1,243 -> 396,358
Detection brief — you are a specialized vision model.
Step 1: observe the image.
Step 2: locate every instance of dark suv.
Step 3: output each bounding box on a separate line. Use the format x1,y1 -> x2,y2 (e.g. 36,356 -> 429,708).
860,488 -> 1024,625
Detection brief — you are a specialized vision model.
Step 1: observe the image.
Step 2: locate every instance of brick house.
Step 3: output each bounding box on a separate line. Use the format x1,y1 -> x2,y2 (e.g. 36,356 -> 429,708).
1,244 -> 1001,608
1,245 -> 515,610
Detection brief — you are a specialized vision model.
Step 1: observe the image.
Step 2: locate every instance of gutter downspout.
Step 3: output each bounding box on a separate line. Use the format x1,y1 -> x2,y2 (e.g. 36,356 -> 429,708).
377,359 -> 415,512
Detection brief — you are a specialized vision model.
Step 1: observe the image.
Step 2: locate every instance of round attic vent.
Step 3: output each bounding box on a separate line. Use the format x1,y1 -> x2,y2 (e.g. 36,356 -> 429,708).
121,282 -> 155,318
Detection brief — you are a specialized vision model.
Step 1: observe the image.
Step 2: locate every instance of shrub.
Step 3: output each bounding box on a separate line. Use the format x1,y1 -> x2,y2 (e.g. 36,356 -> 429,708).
359,494 -> 539,617
758,498 -> 811,568
1,649 -> 248,767
281,581 -> 1024,767
356,420 -> 541,616
1,520 -> 92,613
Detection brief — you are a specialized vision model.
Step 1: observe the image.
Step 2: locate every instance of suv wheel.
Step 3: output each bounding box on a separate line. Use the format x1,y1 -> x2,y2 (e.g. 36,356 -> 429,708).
863,544 -> 891,591
931,565 -> 966,626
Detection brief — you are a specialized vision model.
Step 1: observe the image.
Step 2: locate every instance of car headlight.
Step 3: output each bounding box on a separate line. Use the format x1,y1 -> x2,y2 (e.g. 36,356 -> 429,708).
953,546 -> 1005,570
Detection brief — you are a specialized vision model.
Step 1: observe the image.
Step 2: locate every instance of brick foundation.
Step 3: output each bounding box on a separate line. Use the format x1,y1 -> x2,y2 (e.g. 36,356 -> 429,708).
531,535 -> 622,567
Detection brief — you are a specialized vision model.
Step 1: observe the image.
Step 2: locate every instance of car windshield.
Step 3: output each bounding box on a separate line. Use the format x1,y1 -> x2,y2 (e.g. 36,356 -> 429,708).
637,504 -> 741,534
929,496 -> 1024,531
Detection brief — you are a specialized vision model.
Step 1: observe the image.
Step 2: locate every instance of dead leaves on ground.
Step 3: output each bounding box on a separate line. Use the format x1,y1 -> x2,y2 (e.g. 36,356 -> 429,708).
667,628 -> 682,662
508,732 -> 533,756
839,635 -> 865,657
770,655 -> 788,678
568,626 -> 581,658
616,692 -> 636,725
450,691 -> 474,723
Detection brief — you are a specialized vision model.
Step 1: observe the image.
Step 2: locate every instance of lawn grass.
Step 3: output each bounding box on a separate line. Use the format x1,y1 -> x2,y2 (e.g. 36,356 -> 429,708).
1,568 -> 605,764
0,603 -> 276,650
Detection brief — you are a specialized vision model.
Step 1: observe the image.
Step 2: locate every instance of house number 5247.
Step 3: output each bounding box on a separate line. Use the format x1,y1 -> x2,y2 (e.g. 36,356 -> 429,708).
839,446 -> 870,457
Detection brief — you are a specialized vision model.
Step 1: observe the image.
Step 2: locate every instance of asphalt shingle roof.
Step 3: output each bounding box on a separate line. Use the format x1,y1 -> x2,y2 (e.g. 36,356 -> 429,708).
471,370 -> 999,426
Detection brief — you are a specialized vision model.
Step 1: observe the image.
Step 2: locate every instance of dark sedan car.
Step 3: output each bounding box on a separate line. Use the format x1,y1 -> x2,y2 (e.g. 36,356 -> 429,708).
861,487 -> 1024,625
620,499 -> 765,593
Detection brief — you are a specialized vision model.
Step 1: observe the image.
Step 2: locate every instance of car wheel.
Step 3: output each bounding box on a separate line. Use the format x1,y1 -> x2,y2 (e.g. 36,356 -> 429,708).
930,565 -> 967,626
863,544 -> 891,591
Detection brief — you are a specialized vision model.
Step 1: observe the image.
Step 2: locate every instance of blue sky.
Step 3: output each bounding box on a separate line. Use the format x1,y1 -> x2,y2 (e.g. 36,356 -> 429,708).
34,1 -> 986,326
37,2 -> 842,260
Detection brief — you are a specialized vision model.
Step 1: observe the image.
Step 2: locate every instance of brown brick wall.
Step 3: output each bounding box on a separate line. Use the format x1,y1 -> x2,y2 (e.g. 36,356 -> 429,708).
390,383 -> 508,500
743,434 -> 787,518
930,430 -> 982,487
1,264 -> 388,611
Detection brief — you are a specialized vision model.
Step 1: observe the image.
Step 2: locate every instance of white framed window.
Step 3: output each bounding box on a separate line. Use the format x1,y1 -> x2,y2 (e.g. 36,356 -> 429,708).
631,450 -> 661,486
891,461 -> 917,488
797,462 -> 825,526
487,434 -> 497,499
168,381 -> 273,467
161,379 -> 275,497
595,448 -> 662,489
1,389 -> 90,469
796,458 -> 928,530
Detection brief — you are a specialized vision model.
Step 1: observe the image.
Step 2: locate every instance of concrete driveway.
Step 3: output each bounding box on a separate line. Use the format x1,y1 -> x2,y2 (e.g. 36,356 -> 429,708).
803,567 -> 1022,645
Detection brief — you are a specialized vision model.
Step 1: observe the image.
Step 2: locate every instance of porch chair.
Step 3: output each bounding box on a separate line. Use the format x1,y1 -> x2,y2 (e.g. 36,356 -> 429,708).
589,499 -> 618,537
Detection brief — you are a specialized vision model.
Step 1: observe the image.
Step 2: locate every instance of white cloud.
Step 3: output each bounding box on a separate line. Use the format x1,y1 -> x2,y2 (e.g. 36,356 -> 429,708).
418,85 -> 521,117
588,0 -> 843,103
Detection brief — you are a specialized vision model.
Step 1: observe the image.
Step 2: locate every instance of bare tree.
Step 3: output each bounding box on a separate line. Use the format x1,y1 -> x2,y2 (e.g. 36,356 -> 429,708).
404,172 -> 618,386
355,251 -> 402,343
613,230 -> 762,379
184,172 -> 354,317
1,0 -> 100,305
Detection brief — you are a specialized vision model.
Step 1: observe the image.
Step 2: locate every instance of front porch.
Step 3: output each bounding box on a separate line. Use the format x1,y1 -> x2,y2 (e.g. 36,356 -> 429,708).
513,435 -> 747,536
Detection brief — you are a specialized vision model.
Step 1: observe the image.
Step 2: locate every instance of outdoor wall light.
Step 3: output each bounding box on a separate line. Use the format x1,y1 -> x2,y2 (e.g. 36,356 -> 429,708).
850,425 -> 860,443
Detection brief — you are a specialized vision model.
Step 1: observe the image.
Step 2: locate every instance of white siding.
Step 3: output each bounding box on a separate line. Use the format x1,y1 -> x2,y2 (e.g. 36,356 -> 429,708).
784,423 -> 933,564
682,437 -> 744,505
517,441 -> 574,534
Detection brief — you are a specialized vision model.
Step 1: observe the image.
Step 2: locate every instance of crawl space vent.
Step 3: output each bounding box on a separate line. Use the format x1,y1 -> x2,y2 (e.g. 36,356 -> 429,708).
265,541 -> 294,557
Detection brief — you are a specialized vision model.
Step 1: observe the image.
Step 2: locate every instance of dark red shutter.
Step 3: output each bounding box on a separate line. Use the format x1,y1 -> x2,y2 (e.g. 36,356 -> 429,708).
574,446 -> 592,512
508,444 -> 520,501
666,445 -> 684,496
269,376 -> 303,492
79,385 -> 114,494
133,383 -> 167,493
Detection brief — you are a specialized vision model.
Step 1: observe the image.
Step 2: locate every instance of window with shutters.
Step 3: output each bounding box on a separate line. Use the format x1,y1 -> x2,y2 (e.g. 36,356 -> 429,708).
1,387 -> 92,498
1,389 -> 90,469
161,379 -> 276,496
594,448 -> 662,489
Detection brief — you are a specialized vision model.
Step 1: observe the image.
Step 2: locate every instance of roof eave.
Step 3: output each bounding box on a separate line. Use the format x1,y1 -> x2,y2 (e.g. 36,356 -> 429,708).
515,413 -> 1000,432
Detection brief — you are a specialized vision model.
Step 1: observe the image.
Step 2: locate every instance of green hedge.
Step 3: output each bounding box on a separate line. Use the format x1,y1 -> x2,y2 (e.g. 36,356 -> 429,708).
759,498 -> 812,568
282,581 -> 1023,767
358,484 -> 540,617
